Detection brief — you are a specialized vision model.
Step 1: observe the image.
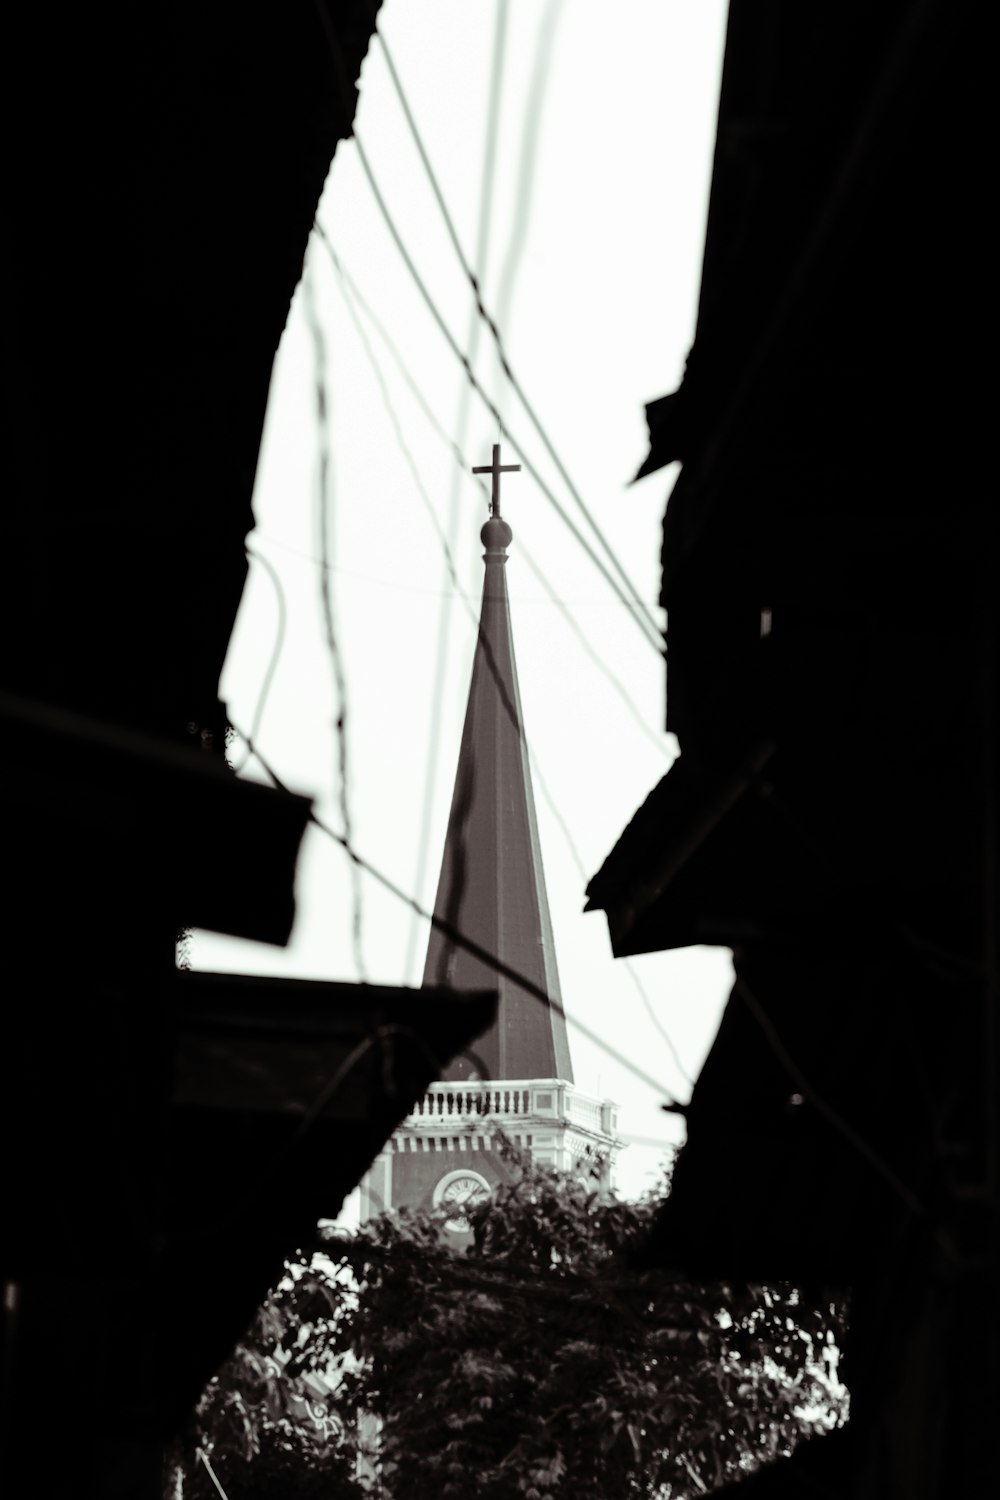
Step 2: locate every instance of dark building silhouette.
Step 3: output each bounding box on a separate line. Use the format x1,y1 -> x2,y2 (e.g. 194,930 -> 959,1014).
587,2 -> 995,1493
3,7 -> 495,1495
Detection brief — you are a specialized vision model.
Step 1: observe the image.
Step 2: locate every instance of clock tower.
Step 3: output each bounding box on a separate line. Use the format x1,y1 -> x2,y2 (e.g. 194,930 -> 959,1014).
361,447 -> 620,1239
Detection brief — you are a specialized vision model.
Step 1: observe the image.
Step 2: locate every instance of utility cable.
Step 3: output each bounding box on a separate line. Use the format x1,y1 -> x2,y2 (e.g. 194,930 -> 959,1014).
314,235 -> 675,1072
509,742 -> 692,1092
242,522 -> 666,760
293,249 -> 677,1099
259,242 -> 682,1089
374,20 -> 661,646
402,0 -> 508,982
312,9 -> 662,654
623,962 -> 695,1090
329,240 -> 464,597
303,264 -> 366,980
246,535 -> 475,600
492,0 -> 565,410
231,725 -> 682,1105
230,545 -> 287,775
319,233 -> 579,917
233,312 -> 683,1102
348,131 -> 663,645
314,226 -> 668,753
514,543 -> 669,757
240,524 -> 677,1084
314,224 -> 489,506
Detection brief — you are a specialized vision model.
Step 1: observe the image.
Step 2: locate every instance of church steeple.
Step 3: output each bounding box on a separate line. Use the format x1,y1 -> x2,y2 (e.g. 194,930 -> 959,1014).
422,445 -> 573,1084
358,463 -> 618,1224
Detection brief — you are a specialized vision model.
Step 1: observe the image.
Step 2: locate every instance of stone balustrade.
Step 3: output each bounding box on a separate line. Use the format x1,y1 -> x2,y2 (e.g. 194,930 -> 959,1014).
409,1085 -> 531,1119
406,1078 -> 618,1138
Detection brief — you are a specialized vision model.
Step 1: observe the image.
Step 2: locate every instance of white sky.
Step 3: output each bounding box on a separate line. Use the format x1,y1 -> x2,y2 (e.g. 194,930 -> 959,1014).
190,0 -> 733,1201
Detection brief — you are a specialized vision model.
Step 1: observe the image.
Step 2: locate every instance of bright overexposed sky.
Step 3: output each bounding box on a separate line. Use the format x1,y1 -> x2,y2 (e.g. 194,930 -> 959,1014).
190,0 -> 733,1200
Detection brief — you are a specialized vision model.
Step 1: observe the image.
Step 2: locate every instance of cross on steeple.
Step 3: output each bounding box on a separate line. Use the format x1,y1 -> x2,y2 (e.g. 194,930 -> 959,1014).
473,442 -> 521,518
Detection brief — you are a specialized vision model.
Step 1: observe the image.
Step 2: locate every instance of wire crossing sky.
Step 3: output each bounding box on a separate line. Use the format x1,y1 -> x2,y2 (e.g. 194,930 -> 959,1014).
193,0 -> 733,1201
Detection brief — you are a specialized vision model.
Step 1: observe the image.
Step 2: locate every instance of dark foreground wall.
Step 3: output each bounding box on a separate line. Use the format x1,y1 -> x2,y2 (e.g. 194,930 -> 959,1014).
2,6 -> 384,1495
589,2 -> 996,1493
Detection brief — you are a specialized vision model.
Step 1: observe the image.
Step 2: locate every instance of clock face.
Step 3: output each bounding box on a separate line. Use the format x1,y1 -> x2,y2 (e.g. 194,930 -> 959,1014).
434,1170 -> 490,1231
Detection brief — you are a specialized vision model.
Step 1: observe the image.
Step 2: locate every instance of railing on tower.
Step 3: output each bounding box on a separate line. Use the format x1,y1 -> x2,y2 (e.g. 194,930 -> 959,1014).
404,1079 -> 619,1137
407,1083 -> 530,1119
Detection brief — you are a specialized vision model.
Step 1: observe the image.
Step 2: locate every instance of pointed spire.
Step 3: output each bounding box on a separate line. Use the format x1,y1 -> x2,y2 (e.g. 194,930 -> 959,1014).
422,456 -> 573,1084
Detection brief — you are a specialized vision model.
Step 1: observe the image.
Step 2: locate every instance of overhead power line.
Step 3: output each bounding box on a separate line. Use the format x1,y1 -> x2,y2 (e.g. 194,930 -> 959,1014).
303,265 -> 366,980
232,526 -> 685,1091
314,231 -> 488,495
492,0 -> 566,410
237,260 -> 680,1092
314,236 -> 681,1080
403,0 -> 509,985
623,962 -> 695,1089
349,135 -> 662,652
314,228 -> 668,755
245,516 -> 667,759
329,241 -> 465,599
510,742 -> 691,1090
513,545 -> 669,757
374,21 -> 661,647
231,724 -> 684,1106
318,239 -> 680,1089
231,545 -> 287,776
240,522 -> 685,1092
311,13 -> 662,655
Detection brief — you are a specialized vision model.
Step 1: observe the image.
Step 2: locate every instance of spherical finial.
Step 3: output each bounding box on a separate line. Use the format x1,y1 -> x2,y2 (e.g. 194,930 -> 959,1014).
481,515 -> 513,554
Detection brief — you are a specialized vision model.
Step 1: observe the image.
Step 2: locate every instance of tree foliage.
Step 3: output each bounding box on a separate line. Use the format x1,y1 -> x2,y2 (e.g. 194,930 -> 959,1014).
167,1286 -> 363,1500
173,1142 -> 846,1498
